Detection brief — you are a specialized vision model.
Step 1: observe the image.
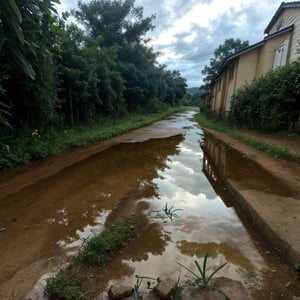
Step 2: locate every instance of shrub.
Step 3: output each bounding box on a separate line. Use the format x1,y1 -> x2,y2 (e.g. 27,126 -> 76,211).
229,61 -> 300,131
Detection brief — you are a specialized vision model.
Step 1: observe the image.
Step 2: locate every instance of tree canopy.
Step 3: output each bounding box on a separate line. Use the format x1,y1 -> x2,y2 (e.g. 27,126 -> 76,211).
0,0 -> 187,130
201,38 -> 249,85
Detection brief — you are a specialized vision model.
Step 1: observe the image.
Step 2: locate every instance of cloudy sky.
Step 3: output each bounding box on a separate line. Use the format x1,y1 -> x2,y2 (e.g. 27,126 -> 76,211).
59,0 -> 286,87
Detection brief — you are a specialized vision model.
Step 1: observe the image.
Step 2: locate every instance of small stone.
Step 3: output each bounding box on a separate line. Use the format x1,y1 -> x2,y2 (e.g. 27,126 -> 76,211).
153,278 -> 177,299
108,285 -> 134,300
0,227 -> 6,232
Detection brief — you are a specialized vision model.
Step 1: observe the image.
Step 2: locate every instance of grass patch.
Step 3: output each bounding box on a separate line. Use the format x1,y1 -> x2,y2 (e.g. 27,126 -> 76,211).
0,107 -> 186,170
195,113 -> 300,163
44,216 -> 140,299
77,217 -> 138,265
44,271 -> 88,300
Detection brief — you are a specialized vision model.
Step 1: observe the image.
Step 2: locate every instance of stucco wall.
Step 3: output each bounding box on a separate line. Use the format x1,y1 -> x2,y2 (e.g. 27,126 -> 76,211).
235,49 -> 260,88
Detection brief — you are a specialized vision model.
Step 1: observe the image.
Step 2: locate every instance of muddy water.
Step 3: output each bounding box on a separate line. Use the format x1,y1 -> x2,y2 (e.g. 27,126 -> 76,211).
0,111 -> 298,300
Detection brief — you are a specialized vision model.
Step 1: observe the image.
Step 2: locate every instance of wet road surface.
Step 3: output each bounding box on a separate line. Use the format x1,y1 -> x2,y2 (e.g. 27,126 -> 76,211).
0,111 -> 299,299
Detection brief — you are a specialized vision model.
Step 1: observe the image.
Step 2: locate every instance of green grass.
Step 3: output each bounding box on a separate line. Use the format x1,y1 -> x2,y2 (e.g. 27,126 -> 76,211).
177,253 -> 231,300
77,217 -> 138,265
44,217 -> 140,299
0,107 -> 186,170
195,113 -> 300,163
44,271 -> 89,300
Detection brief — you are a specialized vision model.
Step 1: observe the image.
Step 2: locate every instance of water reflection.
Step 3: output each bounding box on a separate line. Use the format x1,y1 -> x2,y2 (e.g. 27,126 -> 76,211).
201,132 -> 290,197
118,113 -> 266,295
6,111 -> 278,299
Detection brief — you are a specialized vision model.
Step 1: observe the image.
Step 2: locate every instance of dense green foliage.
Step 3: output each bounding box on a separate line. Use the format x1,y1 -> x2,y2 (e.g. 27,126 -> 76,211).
0,0 -> 187,168
229,61 -> 300,131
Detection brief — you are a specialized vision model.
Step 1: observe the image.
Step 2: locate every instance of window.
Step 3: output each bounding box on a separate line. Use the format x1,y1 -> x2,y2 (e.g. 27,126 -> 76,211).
228,64 -> 235,81
218,76 -> 222,92
273,39 -> 289,70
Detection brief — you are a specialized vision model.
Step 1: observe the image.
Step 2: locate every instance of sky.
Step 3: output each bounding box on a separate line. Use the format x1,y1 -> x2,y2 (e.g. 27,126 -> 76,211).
58,0 -> 286,87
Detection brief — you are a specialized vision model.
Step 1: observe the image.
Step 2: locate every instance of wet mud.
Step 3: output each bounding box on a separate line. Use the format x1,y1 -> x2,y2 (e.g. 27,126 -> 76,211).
0,111 -> 299,300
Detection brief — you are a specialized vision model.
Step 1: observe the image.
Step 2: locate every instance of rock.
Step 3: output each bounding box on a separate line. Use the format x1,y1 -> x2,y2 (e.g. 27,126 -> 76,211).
108,285 -> 134,300
181,277 -> 249,300
153,278 -> 177,299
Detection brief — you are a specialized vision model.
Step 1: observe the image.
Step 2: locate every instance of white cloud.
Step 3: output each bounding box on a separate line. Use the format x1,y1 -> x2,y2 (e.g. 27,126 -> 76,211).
59,0 -> 284,87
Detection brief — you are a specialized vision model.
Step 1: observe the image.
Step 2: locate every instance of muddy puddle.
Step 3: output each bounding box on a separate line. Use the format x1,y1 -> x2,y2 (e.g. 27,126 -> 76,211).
0,111 -> 299,300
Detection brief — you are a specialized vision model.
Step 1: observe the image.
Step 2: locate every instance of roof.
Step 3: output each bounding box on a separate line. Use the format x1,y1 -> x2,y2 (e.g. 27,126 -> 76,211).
211,25 -> 294,83
264,1 -> 300,34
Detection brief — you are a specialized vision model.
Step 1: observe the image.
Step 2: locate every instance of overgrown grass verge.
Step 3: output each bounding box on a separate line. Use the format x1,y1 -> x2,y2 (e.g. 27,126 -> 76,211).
44,216 -> 140,299
0,107 -> 186,170
195,113 -> 300,163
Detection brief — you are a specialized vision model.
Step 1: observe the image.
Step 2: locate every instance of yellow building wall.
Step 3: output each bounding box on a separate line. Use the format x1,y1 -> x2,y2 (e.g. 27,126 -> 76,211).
211,76 -> 223,113
235,49 -> 260,89
256,31 -> 292,76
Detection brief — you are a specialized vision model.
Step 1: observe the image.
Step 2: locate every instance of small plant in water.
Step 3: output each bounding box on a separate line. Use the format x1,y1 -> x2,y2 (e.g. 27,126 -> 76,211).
177,253 -> 232,300
134,275 -> 160,300
154,202 -> 183,221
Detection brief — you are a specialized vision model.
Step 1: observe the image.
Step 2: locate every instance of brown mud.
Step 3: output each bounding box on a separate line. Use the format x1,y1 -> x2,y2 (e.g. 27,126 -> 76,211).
0,111 -> 299,300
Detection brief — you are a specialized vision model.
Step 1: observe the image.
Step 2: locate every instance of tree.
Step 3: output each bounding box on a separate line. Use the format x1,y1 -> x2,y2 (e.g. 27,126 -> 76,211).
201,38 -> 249,85
74,0 -> 154,47
1,0 -> 62,128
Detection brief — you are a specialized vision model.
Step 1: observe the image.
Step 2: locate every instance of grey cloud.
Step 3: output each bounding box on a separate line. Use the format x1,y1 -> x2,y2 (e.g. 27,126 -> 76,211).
60,0 -> 284,86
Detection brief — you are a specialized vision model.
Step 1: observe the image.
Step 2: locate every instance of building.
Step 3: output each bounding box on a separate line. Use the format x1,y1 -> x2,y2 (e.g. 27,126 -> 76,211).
210,1 -> 300,117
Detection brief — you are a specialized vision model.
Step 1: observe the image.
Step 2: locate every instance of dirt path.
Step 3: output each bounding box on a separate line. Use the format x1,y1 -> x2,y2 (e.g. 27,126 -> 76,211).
202,127 -> 300,198
0,116 -> 299,300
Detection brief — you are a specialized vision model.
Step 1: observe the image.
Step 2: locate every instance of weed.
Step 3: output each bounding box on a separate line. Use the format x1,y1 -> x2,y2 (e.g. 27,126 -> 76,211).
177,253 -> 231,300
153,202 -> 183,221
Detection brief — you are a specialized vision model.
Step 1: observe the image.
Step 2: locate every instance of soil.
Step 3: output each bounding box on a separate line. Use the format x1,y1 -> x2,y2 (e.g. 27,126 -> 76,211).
0,117 -> 300,299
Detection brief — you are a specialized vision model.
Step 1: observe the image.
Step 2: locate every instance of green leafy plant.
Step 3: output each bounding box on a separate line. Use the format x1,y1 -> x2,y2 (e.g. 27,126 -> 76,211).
177,253 -> 231,300
154,202 -> 183,221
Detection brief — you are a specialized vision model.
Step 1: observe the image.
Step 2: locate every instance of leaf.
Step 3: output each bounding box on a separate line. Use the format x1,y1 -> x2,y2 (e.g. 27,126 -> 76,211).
208,285 -> 232,300
13,49 -> 36,79
176,261 -> 201,280
9,21 -> 25,44
2,0 -> 22,23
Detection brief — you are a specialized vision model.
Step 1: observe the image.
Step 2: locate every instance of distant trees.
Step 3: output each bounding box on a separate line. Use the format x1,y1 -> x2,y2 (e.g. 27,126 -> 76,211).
0,0 -> 187,130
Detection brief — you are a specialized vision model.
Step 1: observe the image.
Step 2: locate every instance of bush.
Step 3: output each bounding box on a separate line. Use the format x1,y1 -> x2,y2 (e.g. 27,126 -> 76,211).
229,61 -> 300,131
